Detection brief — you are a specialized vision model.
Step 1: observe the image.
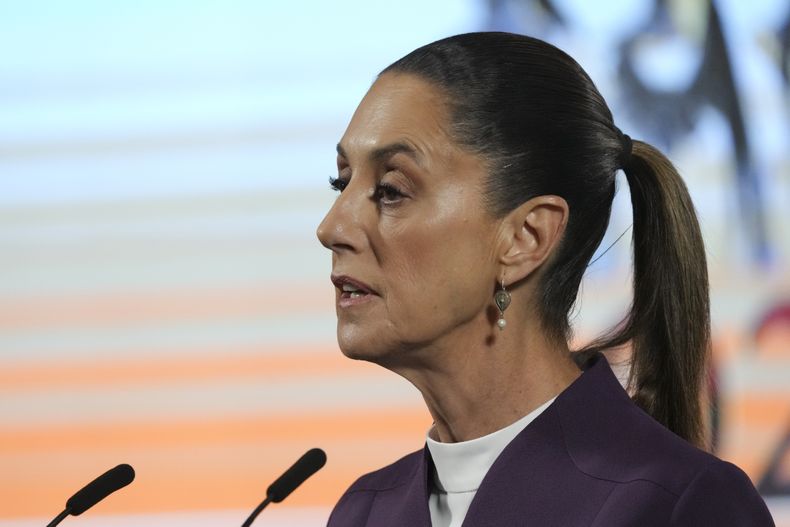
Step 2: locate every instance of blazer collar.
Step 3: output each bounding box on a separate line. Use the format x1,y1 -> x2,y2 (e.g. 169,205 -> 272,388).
463,353 -> 622,525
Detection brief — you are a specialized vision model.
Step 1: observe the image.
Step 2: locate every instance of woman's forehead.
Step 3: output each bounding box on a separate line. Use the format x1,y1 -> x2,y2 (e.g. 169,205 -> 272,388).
338,73 -> 455,162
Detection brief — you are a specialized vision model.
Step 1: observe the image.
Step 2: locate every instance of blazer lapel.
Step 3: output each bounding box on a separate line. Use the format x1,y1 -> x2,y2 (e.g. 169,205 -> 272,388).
367,447 -> 433,527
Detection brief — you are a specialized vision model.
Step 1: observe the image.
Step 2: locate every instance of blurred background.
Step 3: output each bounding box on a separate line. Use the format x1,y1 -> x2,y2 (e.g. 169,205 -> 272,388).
0,0 -> 788,525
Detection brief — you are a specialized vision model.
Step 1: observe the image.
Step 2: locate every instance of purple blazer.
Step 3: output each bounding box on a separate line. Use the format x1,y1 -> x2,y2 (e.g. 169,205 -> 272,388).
327,354 -> 775,526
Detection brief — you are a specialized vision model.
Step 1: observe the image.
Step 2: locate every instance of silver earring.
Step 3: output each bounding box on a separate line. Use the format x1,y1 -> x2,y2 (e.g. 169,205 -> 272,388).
494,279 -> 511,331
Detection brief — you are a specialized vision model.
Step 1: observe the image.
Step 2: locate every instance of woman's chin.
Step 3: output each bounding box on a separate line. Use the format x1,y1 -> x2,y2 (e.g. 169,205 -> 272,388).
336,326 -> 390,362
338,346 -> 372,361
337,337 -> 379,361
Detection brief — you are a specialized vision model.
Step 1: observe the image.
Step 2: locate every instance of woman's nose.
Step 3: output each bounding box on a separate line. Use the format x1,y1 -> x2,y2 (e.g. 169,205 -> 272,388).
316,188 -> 361,253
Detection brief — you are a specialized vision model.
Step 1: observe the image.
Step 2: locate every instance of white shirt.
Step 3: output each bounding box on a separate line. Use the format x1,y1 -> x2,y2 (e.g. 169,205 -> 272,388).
426,397 -> 556,527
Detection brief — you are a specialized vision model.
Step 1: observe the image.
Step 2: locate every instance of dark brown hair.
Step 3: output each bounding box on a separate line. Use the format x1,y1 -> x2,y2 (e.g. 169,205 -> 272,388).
382,32 -> 711,448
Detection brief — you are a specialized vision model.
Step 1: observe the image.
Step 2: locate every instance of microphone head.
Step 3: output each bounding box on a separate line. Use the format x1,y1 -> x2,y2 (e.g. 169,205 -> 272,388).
66,464 -> 135,516
266,448 -> 326,503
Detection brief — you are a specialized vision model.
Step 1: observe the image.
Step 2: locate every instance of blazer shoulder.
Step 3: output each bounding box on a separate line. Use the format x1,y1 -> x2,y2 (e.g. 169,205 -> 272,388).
342,448 -> 424,494
556,356 -> 722,495
326,449 -> 425,527
670,459 -> 775,526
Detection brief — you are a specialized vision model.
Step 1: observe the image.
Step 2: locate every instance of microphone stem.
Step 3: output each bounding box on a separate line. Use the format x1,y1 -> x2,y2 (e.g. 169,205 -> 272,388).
241,496 -> 273,527
47,509 -> 70,527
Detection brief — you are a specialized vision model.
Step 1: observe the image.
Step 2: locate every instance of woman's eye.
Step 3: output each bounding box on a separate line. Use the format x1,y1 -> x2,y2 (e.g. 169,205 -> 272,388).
329,176 -> 406,204
374,183 -> 405,204
329,176 -> 348,192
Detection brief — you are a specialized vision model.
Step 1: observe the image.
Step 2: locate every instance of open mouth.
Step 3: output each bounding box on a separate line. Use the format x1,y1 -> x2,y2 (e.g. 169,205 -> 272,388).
341,283 -> 370,299
332,275 -> 376,304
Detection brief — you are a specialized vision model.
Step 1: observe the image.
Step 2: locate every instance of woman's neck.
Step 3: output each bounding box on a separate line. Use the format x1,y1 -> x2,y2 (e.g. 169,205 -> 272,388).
392,316 -> 581,443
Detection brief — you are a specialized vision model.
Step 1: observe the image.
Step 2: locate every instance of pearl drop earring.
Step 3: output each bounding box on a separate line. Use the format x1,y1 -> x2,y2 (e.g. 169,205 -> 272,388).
494,279 -> 511,330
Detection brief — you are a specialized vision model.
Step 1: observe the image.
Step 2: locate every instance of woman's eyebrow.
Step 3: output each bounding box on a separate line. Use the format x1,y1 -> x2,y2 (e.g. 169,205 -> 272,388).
369,142 -> 422,166
336,142 -> 423,167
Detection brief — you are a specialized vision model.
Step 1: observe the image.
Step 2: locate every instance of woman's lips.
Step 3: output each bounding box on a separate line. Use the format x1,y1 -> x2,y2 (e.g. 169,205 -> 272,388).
331,274 -> 377,308
338,290 -> 374,308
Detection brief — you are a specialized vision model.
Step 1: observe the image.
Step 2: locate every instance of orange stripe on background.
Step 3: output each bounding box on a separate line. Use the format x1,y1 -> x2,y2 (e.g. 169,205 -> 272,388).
725,394 -> 790,426
717,394 -> 790,481
0,285 -> 334,330
716,453 -> 766,485
0,409 -> 431,517
719,434 -> 782,484
0,345 -> 380,390
0,407 -> 428,453
3,443 -> 413,517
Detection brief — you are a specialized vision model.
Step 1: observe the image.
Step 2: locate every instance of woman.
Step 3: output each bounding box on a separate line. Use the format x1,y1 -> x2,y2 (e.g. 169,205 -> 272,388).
316,32 -> 774,526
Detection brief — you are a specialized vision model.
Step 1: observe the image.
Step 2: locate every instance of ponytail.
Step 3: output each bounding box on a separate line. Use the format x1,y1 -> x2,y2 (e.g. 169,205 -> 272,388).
578,141 -> 711,449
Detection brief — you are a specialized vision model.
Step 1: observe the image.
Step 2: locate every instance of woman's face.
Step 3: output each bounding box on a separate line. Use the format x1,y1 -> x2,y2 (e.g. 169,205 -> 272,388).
316,73 -> 501,366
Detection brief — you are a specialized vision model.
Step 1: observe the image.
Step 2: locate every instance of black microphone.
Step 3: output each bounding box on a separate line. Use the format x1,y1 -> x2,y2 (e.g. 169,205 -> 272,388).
47,464 -> 135,527
241,448 -> 327,527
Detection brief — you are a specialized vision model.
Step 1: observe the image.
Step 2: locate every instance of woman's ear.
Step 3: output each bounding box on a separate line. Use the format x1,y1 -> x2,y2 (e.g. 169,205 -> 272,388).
498,195 -> 568,284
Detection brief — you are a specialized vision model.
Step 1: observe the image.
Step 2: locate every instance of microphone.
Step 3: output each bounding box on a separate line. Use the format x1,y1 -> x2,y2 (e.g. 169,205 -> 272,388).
241,448 -> 327,527
47,464 -> 135,527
